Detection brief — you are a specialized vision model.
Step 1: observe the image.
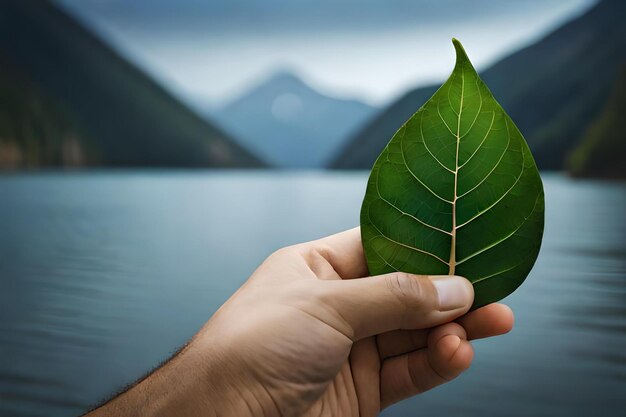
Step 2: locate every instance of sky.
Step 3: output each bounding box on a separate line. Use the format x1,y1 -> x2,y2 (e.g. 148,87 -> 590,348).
55,0 -> 597,108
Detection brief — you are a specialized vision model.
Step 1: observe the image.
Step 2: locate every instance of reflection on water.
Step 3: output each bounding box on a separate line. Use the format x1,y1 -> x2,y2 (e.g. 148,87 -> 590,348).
0,172 -> 624,417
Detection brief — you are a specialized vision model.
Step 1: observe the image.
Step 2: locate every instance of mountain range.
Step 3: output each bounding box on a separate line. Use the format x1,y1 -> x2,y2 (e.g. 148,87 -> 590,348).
0,0 -> 623,176
210,72 -> 376,168
331,0 -> 626,177
0,0 -> 262,169
567,65 -> 626,178
0,54 -> 87,168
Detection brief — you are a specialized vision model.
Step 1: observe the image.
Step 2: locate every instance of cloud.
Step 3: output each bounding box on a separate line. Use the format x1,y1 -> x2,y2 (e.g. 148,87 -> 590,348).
54,0 -> 597,105
56,0 -> 597,36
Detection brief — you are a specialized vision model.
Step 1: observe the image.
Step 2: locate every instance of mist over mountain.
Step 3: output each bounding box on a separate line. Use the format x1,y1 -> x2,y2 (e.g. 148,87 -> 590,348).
56,0 -> 594,108
331,0 -> 626,176
211,71 -> 376,168
0,0 -> 263,169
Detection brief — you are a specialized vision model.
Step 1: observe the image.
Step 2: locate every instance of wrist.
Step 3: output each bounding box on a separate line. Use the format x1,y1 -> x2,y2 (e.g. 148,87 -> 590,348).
187,330 -> 269,417
191,317 -> 294,417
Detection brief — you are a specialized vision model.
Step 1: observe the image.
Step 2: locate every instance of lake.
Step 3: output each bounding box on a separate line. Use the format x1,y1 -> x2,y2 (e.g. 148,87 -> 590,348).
0,172 -> 624,417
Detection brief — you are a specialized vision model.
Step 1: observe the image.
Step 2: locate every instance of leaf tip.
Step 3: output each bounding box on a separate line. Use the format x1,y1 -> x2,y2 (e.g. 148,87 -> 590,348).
451,38 -> 470,64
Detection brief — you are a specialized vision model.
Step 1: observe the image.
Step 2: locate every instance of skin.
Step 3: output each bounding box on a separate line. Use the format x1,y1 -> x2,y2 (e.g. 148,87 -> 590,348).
85,228 -> 514,417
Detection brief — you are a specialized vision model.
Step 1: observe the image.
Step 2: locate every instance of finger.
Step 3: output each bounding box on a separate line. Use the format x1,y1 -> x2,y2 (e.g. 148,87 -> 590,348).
377,329 -> 429,360
349,338 -> 380,417
377,303 -> 514,359
317,272 -> 473,340
380,322 -> 473,409
305,227 -> 368,279
457,303 -> 514,340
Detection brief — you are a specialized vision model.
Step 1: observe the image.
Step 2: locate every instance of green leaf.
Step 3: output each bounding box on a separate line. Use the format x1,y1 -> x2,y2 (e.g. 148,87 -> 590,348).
360,39 -> 544,309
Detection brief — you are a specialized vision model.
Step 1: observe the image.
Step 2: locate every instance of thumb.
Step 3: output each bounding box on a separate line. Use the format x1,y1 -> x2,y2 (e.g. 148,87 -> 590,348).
317,272 -> 474,341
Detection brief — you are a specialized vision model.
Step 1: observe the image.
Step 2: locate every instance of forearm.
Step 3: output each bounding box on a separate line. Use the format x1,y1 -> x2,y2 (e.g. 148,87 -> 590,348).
83,328 -> 273,417
84,343 -> 219,417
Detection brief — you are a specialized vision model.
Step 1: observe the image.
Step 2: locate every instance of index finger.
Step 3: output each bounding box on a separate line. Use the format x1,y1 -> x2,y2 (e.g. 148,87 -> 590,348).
377,303 -> 514,359
308,227 -> 368,279
456,303 -> 514,340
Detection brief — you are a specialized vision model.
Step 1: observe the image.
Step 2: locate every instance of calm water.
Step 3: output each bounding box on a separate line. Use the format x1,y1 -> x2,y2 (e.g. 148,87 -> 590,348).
0,172 -> 624,417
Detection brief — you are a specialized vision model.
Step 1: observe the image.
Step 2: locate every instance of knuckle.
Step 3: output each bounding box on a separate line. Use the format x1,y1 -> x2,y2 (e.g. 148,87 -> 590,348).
268,245 -> 296,260
298,244 -> 332,263
385,272 -> 430,310
272,241 -> 314,258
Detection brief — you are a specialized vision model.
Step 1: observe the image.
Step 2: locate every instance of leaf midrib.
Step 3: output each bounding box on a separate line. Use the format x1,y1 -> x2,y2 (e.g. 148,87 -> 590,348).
449,70 -> 464,275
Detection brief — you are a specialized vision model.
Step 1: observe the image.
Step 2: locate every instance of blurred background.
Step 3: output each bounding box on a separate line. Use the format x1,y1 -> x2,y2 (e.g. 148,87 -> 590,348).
0,0 -> 624,416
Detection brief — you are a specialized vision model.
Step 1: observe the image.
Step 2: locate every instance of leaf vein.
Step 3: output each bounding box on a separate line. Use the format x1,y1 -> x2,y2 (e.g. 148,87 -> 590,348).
437,100 -> 457,138
448,67 -> 464,274
458,111 -> 495,170
456,191 -> 542,265
447,72 -> 459,116
471,248 -> 538,285
459,77 -> 483,139
366,238 -> 400,272
398,128 -> 454,204
374,184 -> 453,236
421,111 -> 455,173
457,114 -> 510,199
366,214 -> 449,266
456,119 -> 526,230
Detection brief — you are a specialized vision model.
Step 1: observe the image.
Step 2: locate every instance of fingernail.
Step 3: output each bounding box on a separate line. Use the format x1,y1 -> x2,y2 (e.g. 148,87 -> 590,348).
430,276 -> 473,311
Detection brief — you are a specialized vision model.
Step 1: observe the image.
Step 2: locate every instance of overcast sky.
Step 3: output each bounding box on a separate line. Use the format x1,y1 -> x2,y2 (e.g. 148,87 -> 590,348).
55,0 -> 597,107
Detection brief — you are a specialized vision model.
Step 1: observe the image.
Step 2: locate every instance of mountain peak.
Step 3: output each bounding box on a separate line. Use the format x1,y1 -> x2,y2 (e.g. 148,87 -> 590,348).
212,70 -> 376,168
265,69 -> 307,86
227,70 -> 318,109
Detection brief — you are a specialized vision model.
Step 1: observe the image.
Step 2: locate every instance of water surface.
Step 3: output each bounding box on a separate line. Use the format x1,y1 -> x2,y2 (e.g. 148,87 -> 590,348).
0,172 -> 624,416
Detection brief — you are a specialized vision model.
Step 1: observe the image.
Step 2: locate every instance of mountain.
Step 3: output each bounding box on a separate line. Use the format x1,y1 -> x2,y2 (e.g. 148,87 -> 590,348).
331,0 -> 626,172
211,71 -> 376,168
0,55 -> 93,167
567,66 -> 626,178
0,0 -> 263,169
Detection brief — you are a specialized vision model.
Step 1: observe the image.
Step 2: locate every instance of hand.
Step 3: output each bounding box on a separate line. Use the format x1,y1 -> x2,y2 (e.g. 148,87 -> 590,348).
86,228 -> 513,417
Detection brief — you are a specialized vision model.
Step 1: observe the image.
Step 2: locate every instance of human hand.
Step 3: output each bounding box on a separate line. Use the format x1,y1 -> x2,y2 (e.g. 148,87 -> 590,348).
87,228 -> 513,417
